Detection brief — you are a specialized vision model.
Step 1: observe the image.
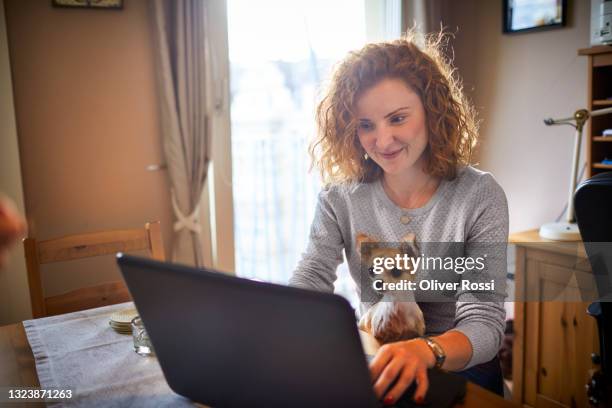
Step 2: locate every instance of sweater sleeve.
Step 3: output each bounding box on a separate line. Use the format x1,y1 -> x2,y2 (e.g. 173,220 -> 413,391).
450,174 -> 508,369
288,188 -> 345,292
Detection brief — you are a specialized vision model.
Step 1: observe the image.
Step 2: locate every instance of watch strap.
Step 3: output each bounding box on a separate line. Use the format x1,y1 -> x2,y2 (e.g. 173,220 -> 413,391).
420,336 -> 446,369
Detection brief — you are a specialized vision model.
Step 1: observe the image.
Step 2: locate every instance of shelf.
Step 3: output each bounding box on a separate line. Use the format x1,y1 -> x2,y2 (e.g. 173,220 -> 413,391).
583,45 -> 612,178
578,45 -> 612,56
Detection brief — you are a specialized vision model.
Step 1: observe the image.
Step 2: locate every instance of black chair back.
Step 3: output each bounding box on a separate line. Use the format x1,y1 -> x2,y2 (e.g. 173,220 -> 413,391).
574,171 -> 612,405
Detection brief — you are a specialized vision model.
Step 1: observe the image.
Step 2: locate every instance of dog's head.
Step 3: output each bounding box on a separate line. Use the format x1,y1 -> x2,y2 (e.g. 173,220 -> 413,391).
356,233 -> 420,293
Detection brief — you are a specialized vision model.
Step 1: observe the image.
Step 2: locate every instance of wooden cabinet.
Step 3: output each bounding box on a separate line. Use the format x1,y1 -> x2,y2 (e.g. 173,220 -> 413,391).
578,46 -> 612,177
511,230 -> 599,408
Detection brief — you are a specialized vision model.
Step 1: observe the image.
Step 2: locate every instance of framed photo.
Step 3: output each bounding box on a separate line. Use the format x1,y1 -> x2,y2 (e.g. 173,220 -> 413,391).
503,0 -> 567,34
52,0 -> 123,9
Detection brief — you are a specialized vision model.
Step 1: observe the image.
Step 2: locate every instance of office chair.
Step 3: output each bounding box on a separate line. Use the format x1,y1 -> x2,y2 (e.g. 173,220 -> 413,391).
574,171 -> 612,406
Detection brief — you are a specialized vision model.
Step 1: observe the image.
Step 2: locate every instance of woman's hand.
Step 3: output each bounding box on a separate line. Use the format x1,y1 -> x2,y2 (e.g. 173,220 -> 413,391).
0,197 -> 26,269
369,338 -> 435,405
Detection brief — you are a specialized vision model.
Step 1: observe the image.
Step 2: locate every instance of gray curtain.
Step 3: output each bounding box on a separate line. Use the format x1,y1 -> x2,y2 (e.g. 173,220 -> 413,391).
152,0 -> 217,266
402,0 -> 446,33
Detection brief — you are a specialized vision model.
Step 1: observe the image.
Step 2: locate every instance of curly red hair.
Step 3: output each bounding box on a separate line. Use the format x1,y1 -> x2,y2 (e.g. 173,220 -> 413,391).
310,31 -> 478,184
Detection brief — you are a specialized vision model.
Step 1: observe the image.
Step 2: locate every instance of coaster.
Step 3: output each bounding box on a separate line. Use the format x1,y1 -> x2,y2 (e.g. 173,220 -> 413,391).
110,308 -> 138,324
109,323 -> 134,334
109,321 -> 132,330
109,308 -> 138,334
109,321 -> 133,331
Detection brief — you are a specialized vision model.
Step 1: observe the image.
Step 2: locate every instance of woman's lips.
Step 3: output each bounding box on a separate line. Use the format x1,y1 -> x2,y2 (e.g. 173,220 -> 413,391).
378,149 -> 403,160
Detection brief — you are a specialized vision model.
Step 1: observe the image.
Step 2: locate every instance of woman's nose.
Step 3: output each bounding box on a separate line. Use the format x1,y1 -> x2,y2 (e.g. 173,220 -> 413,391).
375,124 -> 395,150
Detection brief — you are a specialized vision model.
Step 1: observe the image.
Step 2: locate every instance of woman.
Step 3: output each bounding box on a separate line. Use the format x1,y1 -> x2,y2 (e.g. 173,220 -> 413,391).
289,32 -> 508,405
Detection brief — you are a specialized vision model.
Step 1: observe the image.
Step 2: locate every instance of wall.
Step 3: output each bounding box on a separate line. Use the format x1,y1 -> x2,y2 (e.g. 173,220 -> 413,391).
446,0 -> 591,234
0,0 -> 30,324
3,0 -> 173,317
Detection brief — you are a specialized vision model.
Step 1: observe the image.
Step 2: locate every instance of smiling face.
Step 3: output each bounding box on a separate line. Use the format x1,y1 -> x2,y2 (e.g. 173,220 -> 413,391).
356,78 -> 429,178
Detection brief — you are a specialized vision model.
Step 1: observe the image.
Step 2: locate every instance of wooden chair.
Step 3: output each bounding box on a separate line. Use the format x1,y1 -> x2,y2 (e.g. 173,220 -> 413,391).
23,221 -> 165,318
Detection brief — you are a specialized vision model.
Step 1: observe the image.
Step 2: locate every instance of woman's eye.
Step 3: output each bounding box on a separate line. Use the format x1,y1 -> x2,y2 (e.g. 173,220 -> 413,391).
359,122 -> 373,132
390,115 -> 406,124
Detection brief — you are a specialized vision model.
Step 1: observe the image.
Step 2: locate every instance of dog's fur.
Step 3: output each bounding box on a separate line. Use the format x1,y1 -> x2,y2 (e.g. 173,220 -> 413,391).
357,233 -> 425,344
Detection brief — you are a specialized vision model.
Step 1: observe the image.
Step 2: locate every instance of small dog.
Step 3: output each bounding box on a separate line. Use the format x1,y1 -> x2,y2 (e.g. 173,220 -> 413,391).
357,233 -> 426,344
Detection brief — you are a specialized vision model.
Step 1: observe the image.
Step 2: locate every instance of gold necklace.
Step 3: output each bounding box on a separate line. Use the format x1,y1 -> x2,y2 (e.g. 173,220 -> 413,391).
382,175 -> 438,210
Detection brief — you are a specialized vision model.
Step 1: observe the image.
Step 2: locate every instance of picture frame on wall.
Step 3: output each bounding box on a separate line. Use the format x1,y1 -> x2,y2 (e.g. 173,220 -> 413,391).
52,0 -> 123,9
503,0 -> 567,34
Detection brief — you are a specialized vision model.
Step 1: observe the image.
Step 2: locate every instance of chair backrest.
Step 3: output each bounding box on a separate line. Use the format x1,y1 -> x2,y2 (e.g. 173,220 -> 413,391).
575,172 -> 612,377
23,221 -> 165,318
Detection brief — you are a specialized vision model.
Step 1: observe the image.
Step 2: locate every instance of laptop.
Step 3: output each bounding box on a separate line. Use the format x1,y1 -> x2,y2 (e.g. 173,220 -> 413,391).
116,254 -> 466,408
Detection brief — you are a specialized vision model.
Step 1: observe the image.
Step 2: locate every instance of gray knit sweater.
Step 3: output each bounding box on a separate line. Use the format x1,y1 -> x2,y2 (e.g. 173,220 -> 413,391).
289,166 -> 508,369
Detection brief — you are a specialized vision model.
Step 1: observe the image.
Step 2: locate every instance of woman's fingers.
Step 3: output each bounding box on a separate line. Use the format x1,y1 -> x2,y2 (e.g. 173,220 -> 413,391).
412,366 -> 430,403
370,341 -> 431,404
383,360 -> 417,404
369,345 -> 393,382
0,198 -> 26,269
0,198 -> 25,240
372,355 -> 404,399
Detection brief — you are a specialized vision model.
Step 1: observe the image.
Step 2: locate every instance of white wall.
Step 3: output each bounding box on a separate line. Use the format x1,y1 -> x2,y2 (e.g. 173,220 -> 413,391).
448,0 -> 591,234
0,0 -> 31,324
3,0 -> 174,319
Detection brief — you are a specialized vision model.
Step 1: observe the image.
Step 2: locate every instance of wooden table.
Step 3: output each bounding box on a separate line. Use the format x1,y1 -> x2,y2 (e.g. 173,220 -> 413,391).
0,323 -> 43,407
0,322 -> 518,407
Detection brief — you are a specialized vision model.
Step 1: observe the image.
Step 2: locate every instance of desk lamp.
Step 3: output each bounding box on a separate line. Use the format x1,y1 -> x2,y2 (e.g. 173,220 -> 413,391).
540,106 -> 612,241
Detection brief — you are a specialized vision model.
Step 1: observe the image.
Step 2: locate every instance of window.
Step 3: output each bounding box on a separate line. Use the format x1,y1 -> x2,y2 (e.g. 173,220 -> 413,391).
227,0 -> 401,307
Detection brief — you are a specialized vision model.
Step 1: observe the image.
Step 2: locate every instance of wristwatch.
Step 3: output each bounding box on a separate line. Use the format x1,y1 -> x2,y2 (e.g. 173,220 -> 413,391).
420,336 -> 446,369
